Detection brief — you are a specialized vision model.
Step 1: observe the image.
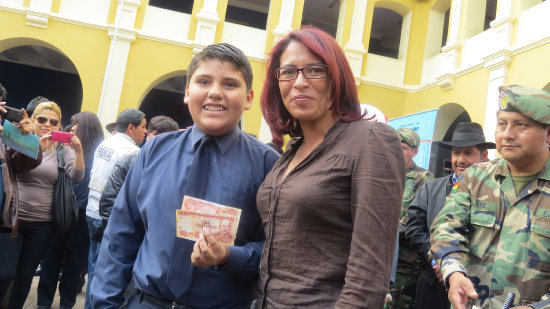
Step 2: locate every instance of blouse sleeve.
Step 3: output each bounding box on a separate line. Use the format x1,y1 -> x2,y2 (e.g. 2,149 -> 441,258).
63,145 -> 84,182
335,122 -> 406,309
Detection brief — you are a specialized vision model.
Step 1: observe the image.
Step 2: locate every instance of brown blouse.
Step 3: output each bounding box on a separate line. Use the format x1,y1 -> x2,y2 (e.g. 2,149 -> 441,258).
256,120 -> 405,308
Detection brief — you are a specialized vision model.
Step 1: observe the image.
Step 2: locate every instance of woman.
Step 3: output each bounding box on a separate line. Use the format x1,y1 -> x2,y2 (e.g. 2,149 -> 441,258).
37,112 -> 103,309
4,102 -> 84,309
0,94 -> 43,304
256,27 -> 406,308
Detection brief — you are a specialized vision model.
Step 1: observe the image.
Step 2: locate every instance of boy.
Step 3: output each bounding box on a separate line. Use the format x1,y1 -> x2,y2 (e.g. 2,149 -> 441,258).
90,43 -> 280,309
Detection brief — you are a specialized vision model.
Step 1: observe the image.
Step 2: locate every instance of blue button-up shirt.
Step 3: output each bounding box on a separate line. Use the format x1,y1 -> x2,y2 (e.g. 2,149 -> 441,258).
90,125 -> 280,309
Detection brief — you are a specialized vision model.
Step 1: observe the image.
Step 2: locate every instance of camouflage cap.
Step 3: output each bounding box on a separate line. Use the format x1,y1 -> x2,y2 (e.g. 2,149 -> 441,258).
396,127 -> 420,148
499,85 -> 550,125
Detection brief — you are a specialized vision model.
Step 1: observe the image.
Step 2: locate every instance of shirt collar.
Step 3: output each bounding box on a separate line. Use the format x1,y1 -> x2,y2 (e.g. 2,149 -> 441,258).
116,132 -> 138,146
495,157 -> 550,181
452,172 -> 459,183
190,125 -> 240,155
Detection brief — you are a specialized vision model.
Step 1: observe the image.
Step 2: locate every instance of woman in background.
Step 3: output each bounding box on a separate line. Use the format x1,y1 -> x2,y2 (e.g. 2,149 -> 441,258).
256,27 -> 406,308
37,111 -> 104,309
0,85 -> 43,306
2,102 -> 84,309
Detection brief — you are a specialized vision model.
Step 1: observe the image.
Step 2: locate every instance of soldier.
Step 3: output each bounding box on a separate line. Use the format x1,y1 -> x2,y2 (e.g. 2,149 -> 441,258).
430,85 -> 550,309
406,122 -> 495,309
388,128 -> 434,309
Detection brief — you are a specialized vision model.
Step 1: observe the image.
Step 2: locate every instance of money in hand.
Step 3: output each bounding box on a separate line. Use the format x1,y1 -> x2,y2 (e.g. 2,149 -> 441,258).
176,196 -> 241,246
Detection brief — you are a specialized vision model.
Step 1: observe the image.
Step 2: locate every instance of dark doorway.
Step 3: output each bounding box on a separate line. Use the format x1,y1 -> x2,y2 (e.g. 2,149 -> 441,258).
139,76 -> 193,129
0,60 -> 82,127
429,111 -> 472,178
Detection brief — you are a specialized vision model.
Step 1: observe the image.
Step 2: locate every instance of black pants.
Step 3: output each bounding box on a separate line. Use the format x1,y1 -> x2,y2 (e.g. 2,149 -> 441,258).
37,211 -> 89,308
415,266 -> 450,309
0,221 -> 54,309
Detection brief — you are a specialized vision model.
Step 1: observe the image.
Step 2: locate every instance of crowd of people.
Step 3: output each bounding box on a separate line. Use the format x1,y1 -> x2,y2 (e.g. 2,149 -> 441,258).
0,26 -> 549,309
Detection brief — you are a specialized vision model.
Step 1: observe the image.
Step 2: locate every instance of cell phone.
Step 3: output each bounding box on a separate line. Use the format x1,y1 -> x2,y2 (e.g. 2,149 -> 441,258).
1,106 -> 24,123
50,130 -> 73,143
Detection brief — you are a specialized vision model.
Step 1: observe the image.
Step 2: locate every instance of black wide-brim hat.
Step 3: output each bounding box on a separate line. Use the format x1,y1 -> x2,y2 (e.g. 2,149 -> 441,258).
439,122 -> 496,149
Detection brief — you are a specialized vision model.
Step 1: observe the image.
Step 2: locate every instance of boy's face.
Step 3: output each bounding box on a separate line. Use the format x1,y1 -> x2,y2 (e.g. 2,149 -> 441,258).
184,59 -> 253,136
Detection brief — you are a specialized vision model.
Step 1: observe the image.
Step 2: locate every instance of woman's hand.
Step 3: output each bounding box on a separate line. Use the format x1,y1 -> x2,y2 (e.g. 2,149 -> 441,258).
16,109 -> 33,135
39,133 -> 54,150
70,134 -> 85,171
69,135 -> 83,154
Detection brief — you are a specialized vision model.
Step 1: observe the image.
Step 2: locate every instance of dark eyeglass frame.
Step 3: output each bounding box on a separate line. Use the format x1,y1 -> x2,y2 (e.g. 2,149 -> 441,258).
36,116 -> 60,126
274,64 -> 329,81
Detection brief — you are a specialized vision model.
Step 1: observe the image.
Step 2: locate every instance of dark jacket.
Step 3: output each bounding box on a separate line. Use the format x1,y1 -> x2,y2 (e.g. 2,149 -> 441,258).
405,175 -> 454,264
405,175 -> 453,309
0,142 -> 43,233
94,149 -> 139,241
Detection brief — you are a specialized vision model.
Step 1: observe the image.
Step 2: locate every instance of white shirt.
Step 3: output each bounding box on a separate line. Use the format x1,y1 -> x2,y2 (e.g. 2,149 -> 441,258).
86,133 -> 139,219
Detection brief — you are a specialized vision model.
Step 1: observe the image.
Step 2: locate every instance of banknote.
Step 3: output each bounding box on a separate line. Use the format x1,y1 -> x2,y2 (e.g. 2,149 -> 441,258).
176,196 -> 242,245
182,195 -> 241,218
176,210 -> 238,245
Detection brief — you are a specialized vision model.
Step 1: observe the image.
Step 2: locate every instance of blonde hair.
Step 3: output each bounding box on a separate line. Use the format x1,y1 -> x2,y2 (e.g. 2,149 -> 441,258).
32,101 -> 62,152
32,101 -> 62,121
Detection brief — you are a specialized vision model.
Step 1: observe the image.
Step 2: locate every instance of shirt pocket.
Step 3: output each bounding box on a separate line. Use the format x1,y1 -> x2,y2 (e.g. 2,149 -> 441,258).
469,201 -> 498,259
220,187 -> 259,244
527,211 -> 550,272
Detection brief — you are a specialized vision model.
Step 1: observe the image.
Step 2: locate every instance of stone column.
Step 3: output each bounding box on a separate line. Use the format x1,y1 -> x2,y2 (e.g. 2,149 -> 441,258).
26,0 -> 53,28
344,0 -> 368,81
482,51 -> 511,158
489,0 -> 516,50
438,0 -> 464,90
272,0 -> 295,44
97,0 -> 140,126
481,0 -> 517,158
194,0 -> 220,51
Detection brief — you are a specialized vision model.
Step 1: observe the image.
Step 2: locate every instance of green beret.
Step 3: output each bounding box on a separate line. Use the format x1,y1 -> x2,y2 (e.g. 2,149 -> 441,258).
499,85 -> 550,125
396,127 -> 420,148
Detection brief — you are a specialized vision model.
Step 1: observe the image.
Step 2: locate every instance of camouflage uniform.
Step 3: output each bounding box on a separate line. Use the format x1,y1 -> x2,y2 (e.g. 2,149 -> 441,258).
388,128 -> 434,309
430,85 -> 550,309
431,158 -> 550,308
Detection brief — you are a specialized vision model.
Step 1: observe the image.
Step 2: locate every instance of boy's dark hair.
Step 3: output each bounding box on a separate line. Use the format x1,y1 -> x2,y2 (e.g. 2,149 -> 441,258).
27,96 -> 50,117
187,43 -> 253,91
116,108 -> 145,133
148,115 -> 179,134
0,83 -> 7,101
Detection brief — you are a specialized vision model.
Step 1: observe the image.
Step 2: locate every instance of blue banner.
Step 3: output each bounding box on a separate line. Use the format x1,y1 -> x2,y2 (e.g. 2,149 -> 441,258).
388,109 -> 438,169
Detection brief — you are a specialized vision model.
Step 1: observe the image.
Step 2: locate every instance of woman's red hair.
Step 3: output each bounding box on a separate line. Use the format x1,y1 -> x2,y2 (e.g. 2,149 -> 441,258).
261,26 -> 363,148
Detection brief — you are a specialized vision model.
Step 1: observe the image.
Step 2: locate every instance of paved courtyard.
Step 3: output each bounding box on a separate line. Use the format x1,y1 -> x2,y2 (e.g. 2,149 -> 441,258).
21,275 -> 86,309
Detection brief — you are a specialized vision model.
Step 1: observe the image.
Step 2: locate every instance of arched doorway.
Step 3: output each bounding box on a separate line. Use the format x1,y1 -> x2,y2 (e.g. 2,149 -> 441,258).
0,40 -> 82,127
139,74 -> 192,130
429,103 -> 471,177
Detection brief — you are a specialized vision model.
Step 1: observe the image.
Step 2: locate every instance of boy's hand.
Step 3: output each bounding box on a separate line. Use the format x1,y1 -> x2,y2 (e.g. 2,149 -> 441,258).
448,272 -> 478,309
191,228 -> 230,268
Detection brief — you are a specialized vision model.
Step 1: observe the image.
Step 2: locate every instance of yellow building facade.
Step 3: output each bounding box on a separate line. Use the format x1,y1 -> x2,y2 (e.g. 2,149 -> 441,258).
1,0 -> 549,148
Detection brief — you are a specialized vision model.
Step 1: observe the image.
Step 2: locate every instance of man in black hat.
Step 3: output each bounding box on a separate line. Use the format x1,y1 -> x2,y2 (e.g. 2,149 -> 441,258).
405,122 -> 495,309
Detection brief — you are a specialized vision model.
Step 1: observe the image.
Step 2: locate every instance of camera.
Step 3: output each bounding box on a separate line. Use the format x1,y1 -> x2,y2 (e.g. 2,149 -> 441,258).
1,106 -> 24,123
50,130 -> 73,143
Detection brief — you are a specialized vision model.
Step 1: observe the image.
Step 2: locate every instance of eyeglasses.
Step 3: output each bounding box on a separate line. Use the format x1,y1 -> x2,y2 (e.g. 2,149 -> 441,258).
275,64 -> 328,81
36,116 -> 59,126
